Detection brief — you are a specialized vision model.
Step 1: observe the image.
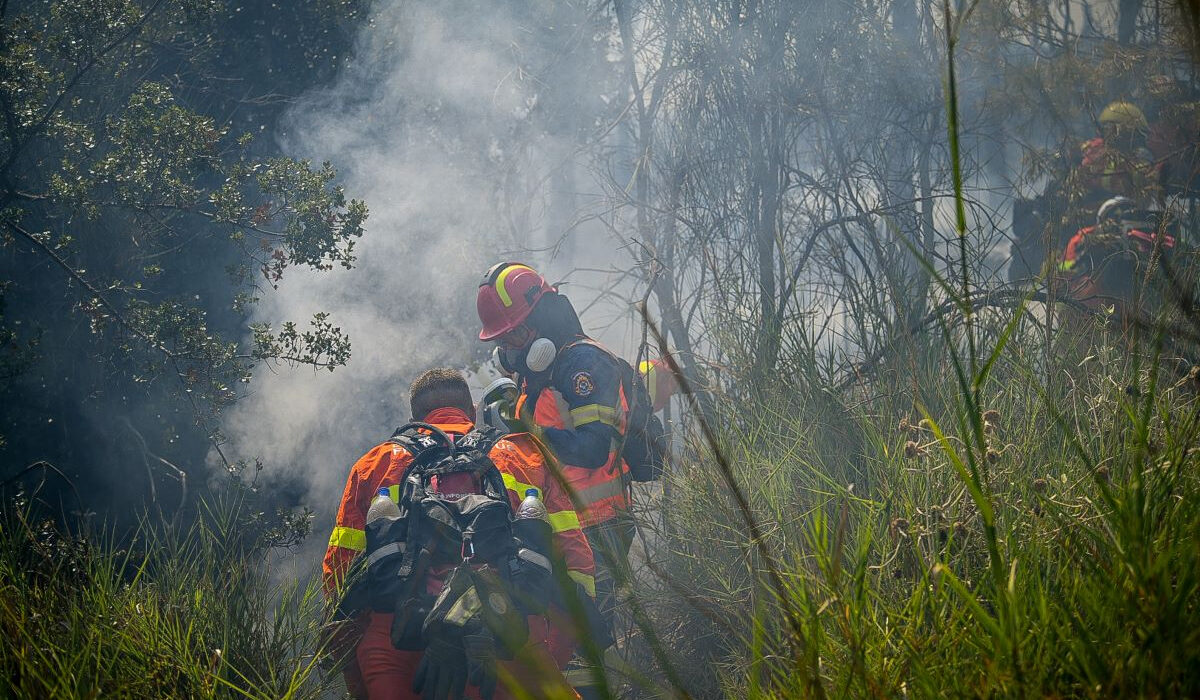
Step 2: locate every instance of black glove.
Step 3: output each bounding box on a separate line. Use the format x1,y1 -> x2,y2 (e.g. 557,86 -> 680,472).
463,628 -> 498,700
472,565 -> 530,655
412,636 -> 468,700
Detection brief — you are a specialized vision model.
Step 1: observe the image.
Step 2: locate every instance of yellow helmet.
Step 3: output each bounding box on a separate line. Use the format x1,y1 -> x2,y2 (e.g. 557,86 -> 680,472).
1099,101 -> 1148,133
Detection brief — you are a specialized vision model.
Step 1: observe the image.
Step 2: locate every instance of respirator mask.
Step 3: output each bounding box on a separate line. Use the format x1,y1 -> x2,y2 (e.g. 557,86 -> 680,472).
493,336 -> 557,375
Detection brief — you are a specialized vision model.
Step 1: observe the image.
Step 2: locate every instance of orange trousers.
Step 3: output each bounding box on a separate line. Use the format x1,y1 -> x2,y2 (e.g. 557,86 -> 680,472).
355,612 -> 578,700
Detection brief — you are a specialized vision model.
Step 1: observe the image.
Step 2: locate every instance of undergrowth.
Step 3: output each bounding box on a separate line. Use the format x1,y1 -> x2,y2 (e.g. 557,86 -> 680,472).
0,492 -> 334,699
635,312 -> 1200,698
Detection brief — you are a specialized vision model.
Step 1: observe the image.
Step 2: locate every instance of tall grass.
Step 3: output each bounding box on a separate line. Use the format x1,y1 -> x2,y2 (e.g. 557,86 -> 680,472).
633,305 -> 1200,698
0,491 -> 335,699
620,4 -> 1200,696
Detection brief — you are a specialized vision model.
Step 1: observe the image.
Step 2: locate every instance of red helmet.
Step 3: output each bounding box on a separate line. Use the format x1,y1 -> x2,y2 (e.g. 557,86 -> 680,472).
477,262 -> 554,341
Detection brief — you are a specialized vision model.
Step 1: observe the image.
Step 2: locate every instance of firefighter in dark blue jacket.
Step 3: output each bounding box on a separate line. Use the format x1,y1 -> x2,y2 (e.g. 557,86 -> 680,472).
477,263 -> 634,697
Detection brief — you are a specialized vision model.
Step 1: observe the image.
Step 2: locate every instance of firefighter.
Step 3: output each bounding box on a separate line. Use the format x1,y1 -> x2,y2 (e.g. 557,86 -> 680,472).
476,263 -> 635,697
322,367 -> 595,700
1029,100 -> 1164,284
1072,100 -> 1160,208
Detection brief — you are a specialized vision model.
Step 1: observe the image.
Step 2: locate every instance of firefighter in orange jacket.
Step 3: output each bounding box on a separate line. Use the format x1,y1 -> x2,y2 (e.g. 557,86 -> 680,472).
1071,101 -> 1160,209
323,368 -> 595,700
476,263 -> 635,696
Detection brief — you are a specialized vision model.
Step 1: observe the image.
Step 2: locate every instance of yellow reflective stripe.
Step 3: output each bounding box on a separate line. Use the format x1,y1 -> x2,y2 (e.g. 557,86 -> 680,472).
495,264 -> 533,308
547,509 -> 581,533
328,526 -> 366,552
641,362 -> 658,404
569,570 -> 597,597
569,404 -> 620,429
501,472 -> 541,501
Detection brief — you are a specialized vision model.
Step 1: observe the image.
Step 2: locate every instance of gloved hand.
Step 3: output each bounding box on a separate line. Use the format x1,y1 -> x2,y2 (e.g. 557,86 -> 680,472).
463,628 -> 499,700
412,624 -> 501,700
491,397 -> 531,435
412,636 -> 468,700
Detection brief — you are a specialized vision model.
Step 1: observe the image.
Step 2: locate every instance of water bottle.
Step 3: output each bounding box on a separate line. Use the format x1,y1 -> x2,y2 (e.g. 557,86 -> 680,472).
366,487 -> 400,523
514,488 -> 551,552
515,488 -> 548,521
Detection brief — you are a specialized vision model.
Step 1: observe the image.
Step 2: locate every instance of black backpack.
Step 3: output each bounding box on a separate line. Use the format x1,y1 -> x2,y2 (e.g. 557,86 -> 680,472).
341,422 -> 554,650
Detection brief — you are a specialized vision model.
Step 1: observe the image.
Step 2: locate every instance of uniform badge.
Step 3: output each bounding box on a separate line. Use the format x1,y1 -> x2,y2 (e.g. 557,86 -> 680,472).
572,371 -> 595,397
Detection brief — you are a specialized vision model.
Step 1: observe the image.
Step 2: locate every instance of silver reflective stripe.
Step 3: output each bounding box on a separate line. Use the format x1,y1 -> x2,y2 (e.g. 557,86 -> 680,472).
548,389 -> 574,429
517,547 -> 551,572
576,477 -> 625,505
367,541 -> 404,567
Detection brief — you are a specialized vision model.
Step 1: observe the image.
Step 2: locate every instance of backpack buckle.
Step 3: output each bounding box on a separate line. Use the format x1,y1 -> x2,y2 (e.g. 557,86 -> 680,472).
461,536 -> 475,562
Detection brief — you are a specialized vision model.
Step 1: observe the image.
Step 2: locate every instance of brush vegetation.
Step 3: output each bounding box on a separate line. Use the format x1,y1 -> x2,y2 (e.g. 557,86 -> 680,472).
638,309 -> 1200,698
3,1 -> 1200,699
0,492 -> 332,699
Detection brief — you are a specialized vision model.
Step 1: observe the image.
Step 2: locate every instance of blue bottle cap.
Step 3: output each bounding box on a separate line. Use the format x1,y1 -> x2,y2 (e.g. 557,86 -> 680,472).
524,488 -> 539,498
378,487 -> 390,497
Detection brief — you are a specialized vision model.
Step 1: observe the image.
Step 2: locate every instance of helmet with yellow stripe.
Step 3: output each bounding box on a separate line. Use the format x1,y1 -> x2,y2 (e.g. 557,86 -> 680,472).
477,262 -> 555,341
1099,100 -> 1148,133
639,357 -> 678,412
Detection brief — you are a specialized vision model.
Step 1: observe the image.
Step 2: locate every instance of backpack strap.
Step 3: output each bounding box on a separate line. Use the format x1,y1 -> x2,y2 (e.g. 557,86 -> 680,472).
453,427 -> 508,503
385,423 -> 456,582
387,422 -> 456,463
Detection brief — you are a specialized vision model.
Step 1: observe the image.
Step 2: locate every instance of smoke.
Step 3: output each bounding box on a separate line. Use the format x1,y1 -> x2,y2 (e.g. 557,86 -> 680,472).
220,1 -> 637,563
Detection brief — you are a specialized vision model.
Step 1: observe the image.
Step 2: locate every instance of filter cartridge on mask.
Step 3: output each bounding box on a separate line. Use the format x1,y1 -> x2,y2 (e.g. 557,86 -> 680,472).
525,338 -> 557,373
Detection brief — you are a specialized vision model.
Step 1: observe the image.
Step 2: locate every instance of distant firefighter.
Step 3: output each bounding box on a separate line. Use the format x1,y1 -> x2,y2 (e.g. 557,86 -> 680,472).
1071,101 -> 1160,207
1010,100 -> 1164,284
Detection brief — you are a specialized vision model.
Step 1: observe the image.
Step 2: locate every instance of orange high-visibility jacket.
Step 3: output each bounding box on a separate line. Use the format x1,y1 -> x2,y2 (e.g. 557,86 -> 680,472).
322,406 -> 596,598
516,339 -> 631,529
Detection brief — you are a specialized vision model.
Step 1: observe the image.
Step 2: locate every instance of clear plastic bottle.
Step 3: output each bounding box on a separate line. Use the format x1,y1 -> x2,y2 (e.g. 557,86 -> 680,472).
366,487 -> 400,523
515,488 -> 548,522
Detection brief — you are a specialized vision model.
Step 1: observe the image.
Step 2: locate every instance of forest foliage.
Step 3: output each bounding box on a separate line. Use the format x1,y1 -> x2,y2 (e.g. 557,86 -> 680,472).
2,0 -> 1200,698
0,0 -> 367,508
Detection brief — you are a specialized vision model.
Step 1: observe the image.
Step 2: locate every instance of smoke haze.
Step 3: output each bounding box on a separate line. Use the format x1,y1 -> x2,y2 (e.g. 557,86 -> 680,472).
221,1 -> 637,561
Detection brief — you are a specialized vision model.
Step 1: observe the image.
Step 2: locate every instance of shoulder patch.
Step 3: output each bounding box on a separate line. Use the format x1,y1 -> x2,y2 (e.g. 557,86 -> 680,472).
571,371 -> 595,397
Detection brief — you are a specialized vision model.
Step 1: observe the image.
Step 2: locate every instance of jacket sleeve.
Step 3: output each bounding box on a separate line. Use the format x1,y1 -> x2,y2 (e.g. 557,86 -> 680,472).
322,443 -> 404,598
543,344 -> 624,469
493,437 -> 597,598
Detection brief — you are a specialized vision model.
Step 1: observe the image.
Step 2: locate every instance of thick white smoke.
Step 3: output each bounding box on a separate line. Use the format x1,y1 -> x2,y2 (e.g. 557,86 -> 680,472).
219,2 -> 640,566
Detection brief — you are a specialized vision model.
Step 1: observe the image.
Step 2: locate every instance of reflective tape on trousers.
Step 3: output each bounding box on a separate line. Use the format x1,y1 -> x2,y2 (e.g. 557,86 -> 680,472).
568,569 -> 597,597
